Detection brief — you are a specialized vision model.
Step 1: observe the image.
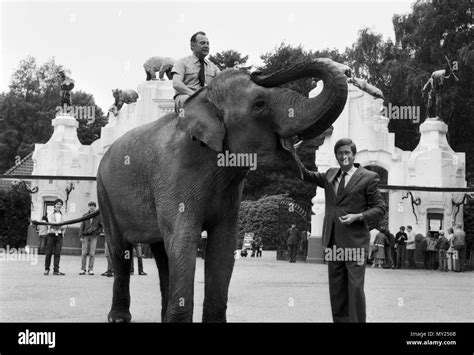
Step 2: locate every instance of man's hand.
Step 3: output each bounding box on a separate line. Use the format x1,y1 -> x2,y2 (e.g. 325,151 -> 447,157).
339,214 -> 363,225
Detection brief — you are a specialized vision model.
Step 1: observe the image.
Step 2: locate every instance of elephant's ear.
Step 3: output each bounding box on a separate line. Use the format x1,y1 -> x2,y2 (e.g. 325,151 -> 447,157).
177,92 -> 225,152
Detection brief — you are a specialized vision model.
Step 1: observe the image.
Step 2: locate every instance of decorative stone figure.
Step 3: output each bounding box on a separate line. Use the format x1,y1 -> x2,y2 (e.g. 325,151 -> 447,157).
143,56 -> 175,81
109,89 -> 139,116
58,70 -> 75,109
422,59 -> 459,119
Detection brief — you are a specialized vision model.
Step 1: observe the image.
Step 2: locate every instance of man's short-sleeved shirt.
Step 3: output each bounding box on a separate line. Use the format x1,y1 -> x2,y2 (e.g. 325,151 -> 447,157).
171,54 -> 220,95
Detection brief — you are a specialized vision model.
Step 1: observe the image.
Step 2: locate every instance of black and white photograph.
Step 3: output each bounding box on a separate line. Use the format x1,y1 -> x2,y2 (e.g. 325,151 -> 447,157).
0,0 -> 472,352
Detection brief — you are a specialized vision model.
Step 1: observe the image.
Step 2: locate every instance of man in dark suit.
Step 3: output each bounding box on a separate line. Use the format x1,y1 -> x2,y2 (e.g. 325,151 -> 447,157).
301,138 -> 385,322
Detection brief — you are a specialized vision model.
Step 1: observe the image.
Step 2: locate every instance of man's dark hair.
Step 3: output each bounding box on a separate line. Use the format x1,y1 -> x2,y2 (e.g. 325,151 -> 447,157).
54,198 -> 64,205
400,226 -> 405,231
190,31 -> 206,43
334,138 -> 357,155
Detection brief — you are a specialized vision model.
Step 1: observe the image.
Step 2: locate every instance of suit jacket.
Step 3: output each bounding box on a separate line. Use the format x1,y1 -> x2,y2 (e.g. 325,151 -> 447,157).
303,163 -> 386,251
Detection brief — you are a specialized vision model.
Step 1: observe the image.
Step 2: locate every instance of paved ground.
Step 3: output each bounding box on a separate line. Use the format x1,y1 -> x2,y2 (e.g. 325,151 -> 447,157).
0,251 -> 473,322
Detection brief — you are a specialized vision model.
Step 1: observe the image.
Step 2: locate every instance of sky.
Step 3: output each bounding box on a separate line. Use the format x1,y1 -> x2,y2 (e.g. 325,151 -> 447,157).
0,0 -> 414,113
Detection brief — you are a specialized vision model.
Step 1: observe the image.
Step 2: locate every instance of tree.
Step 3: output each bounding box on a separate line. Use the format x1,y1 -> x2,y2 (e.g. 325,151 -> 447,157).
0,187 -> 31,248
259,42 -> 349,96
259,42 -> 314,96
71,91 -> 108,145
392,0 -> 473,157
238,194 -> 301,250
0,57 -> 107,172
208,50 -> 249,71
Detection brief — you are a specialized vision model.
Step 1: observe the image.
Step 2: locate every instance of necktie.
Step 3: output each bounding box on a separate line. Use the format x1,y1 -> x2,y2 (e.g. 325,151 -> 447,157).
336,171 -> 347,199
198,59 -> 205,87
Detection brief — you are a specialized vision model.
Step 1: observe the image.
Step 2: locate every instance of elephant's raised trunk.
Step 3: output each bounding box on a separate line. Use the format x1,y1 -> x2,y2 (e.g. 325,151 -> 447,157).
251,58 -> 349,139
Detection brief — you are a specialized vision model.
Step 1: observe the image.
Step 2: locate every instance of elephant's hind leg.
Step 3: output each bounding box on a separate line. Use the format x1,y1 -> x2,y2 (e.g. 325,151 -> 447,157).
108,239 -> 133,323
98,180 -> 133,323
149,242 -> 169,322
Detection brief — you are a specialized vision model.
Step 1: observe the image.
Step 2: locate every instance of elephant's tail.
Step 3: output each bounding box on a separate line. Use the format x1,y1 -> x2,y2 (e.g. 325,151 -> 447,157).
96,170 -> 122,247
31,209 -> 100,226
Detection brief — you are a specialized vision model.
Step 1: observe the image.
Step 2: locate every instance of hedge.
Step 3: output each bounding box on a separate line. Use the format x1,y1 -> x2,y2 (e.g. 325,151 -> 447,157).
0,187 -> 31,248
238,194 -> 310,250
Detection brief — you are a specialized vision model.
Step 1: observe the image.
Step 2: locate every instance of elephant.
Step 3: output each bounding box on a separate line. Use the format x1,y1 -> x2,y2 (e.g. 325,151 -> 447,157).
97,58 -> 350,323
143,56 -> 175,81
110,89 -> 139,115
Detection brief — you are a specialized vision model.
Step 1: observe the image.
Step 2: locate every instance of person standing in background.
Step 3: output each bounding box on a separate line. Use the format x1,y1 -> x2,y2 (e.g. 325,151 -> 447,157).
383,229 -> 395,269
130,243 -> 148,276
395,226 -> 407,269
446,227 -> 455,271
452,223 -> 466,272
286,224 -> 301,263
436,230 -> 450,272
44,199 -> 67,275
406,225 -> 417,269
79,202 -> 102,275
372,229 -> 387,268
37,215 -> 49,255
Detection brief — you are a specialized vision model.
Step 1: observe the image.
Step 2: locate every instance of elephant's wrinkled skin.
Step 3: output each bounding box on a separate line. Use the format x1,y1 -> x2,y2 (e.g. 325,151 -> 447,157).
97,59 -> 349,323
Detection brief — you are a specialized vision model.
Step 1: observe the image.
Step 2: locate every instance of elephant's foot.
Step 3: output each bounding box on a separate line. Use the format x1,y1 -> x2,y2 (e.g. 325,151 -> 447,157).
202,309 -> 227,323
107,308 -> 132,323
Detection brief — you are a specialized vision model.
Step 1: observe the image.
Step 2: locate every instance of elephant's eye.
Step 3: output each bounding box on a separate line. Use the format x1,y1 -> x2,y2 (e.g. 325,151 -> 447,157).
253,100 -> 265,110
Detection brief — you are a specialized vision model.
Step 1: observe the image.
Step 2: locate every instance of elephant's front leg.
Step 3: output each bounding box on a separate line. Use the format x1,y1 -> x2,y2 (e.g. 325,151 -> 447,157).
202,218 -> 238,322
164,228 -> 199,322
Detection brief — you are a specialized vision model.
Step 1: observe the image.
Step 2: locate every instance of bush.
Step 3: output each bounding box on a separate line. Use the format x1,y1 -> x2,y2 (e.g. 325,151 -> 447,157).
0,186 -> 31,248
238,194 -> 310,250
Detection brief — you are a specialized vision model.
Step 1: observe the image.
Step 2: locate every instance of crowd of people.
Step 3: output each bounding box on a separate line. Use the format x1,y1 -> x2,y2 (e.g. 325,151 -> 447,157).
370,223 -> 468,272
37,199 -> 147,277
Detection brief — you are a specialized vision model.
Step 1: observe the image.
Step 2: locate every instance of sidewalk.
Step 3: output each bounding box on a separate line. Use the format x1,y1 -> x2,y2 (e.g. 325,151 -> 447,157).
0,251 -> 472,322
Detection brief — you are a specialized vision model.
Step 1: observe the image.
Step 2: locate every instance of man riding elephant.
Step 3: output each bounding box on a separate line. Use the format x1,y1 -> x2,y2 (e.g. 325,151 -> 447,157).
171,31 -> 220,113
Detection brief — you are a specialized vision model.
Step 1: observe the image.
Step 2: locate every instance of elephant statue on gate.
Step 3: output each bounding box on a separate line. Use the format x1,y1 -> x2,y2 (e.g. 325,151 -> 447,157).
143,56 -> 175,81
109,89 -> 139,116
97,58 -> 350,323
